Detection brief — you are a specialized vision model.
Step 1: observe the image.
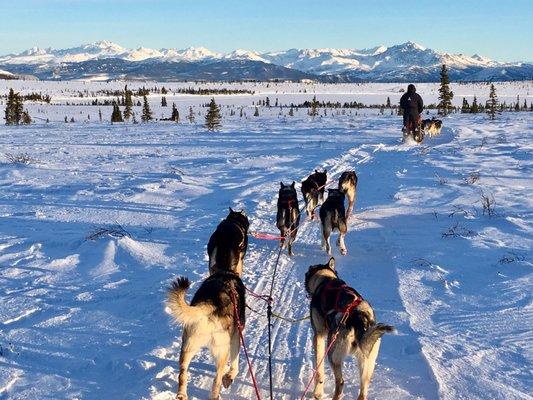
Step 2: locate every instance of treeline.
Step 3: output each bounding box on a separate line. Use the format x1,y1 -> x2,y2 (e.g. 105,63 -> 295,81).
176,87 -> 254,95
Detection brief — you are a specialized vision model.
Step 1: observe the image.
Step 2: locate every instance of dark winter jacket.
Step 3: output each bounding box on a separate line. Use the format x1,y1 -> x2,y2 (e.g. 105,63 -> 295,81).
400,84 -> 424,116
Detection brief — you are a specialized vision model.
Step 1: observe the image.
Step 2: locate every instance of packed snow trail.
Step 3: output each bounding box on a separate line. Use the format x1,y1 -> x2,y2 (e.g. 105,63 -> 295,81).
0,114 -> 531,400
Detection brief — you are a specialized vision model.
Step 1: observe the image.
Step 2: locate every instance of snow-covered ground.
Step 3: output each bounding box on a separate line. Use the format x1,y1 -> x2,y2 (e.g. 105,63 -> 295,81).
0,82 -> 532,399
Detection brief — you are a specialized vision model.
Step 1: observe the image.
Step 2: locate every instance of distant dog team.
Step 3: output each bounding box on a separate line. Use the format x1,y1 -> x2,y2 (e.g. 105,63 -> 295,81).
167,168 -> 395,399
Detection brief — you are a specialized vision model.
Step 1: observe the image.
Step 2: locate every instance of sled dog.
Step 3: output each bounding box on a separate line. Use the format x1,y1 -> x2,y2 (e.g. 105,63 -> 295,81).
167,271 -> 245,400
305,258 -> 394,400
421,118 -> 443,137
207,207 -> 249,276
319,189 -> 347,255
338,171 -> 358,219
276,181 -> 300,255
301,169 -> 327,220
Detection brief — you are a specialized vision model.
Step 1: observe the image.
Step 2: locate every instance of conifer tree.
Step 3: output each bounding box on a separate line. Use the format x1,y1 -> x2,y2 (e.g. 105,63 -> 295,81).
111,103 -> 123,122
141,95 -> 153,122
486,84 -> 500,120
205,98 -> 221,131
161,96 -> 168,107
386,97 -> 391,108
523,99 -> 528,111
239,107 -> 243,118
187,106 -> 195,123
461,97 -> 470,113
310,96 -> 319,117
4,88 -> 15,125
471,96 -> 479,113
123,85 -> 133,120
254,106 -> 259,117
99,108 -> 103,122
171,103 -> 179,122
288,106 -> 294,117
4,88 -> 27,125
514,95 -> 520,111
22,111 -> 31,124
437,65 -> 454,116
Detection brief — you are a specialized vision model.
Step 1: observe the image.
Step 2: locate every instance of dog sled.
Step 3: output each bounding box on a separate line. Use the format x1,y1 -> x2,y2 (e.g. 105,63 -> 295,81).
402,117 -> 424,144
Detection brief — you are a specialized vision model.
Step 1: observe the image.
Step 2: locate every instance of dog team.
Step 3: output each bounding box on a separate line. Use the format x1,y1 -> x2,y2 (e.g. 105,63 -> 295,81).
167,169 -> 394,400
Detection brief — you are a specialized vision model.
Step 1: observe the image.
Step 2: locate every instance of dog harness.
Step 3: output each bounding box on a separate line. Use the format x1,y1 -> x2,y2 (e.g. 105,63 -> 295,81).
312,279 -> 363,329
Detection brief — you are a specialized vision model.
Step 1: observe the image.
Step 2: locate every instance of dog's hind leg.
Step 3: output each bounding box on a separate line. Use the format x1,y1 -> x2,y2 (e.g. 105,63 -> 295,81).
177,329 -> 199,399
322,222 -> 332,255
223,330 -> 240,388
313,332 -> 327,399
335,221 -> 347,255
210,344 -> 230,400
330,360 -> 344,400
356,338 -> 381,400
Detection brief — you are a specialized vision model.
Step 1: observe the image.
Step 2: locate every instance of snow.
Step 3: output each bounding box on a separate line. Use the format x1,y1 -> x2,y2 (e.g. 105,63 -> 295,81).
0,80 -> 531,399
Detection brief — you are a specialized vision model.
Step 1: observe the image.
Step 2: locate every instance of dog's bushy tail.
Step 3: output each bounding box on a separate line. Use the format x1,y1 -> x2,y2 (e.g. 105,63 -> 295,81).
167,277 -> 211,326
358,323 -> 395,356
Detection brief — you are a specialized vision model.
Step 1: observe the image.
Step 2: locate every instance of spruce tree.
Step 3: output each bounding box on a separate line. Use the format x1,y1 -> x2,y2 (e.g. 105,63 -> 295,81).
437,64 -> 454,116
288,106 -> 294,117
141,95 -> 153,122
4,88 -> 15,125
386,97 -> 391,108
486,84 -> 500,120
22,111 -> 31,124
514,95 -> 520,111
161,96 -> 168,107
205,98 -> 221,131
111,103 -> 124,122
187,106 -> 195,123
123,85 -> 133,120
310,96 -> 319,117
171,103 -> 179,122
471,96 -> 479,113
254,106 -> 259,117
461,97 -> 470,113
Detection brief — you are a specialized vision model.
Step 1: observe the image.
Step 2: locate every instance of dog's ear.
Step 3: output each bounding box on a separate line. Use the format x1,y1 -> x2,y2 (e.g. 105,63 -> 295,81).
328,257 -> 336,271
240,209 -> 247,217
291,181 -> 295,189
280,181 -> 284,188
324,169 -> 327,174
229,206 -> 234,214
315,169 -> 318,173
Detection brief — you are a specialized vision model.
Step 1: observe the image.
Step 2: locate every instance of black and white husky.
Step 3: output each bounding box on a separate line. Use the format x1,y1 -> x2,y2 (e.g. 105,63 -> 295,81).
319,188 -> 347,255
167,271 -> 245,400
305,258 -> 394,400
338,171 -> 358,219
207,208 -> 249,276
301,169 -> 327,220
276,181 -> 300,256
421,118 -> 443,137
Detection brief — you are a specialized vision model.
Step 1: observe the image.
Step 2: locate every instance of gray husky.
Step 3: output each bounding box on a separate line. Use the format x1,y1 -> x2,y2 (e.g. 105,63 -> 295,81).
319,189 -> 347,255
167,270 -> 245,400
207,208 -> 249,276
305,258 -> 394,400
276,181 -> 300,255
301,169 -> 328,220
338,171 -> 358,219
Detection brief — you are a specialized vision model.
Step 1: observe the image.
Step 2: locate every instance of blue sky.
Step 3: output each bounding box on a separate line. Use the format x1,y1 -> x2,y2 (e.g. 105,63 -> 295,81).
1,0 -> 531,61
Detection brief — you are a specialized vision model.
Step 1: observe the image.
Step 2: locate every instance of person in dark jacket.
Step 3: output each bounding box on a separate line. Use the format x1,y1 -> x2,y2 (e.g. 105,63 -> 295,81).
400,84 -> 424,131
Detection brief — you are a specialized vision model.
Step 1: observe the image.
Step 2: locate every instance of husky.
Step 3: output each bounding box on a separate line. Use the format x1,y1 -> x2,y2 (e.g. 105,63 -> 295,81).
276,181 -> 300,256
301,169 -> 328,220
338,171 -> 358,219
207,208 -> 249,276
167,270 -> 245,400
421,118 -> 443,137
305,258 -> 394,400
319,189 -> 347,256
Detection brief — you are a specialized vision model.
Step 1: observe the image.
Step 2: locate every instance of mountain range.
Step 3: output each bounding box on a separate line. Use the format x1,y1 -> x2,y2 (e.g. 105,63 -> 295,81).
0,40 -> 531,82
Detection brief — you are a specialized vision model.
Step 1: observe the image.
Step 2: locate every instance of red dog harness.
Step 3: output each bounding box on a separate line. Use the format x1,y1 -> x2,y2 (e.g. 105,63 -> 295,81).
312,279 -> 363,329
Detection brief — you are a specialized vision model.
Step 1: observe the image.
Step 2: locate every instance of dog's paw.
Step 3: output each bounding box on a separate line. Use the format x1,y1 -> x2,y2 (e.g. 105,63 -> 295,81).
176,394 -> 188,400
222,373 -> 234,388
340,248 -> 347,256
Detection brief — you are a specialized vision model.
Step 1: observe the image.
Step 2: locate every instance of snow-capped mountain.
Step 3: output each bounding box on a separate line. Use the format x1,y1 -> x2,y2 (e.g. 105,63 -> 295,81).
0,40 -> 530,82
